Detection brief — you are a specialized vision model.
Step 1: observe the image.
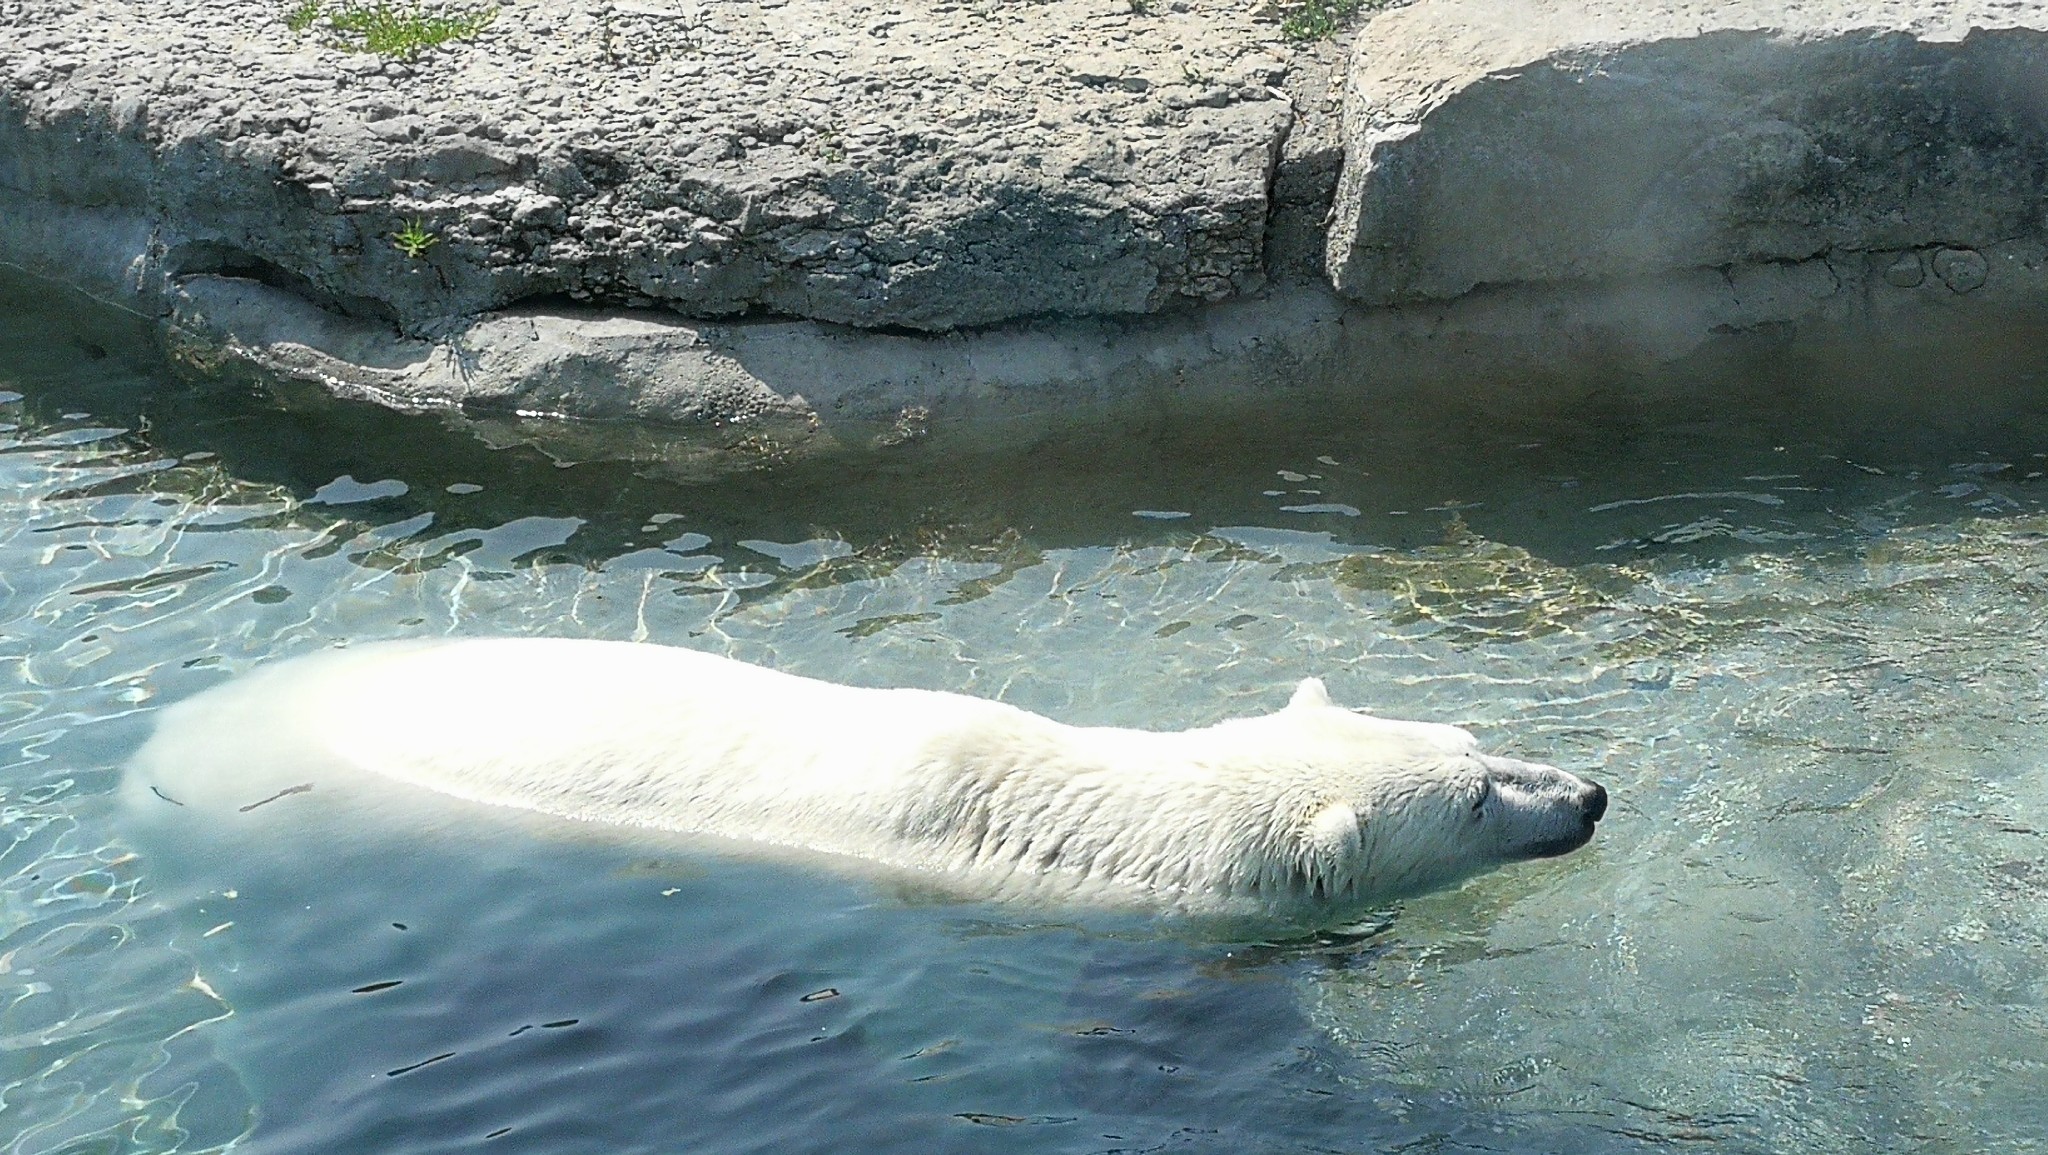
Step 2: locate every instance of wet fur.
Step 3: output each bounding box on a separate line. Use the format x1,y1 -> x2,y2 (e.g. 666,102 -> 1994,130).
125,638 -> 1605,925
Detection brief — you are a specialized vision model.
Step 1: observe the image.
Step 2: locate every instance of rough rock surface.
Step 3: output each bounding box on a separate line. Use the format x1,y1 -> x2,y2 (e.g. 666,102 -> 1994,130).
146,233 -> 2048,474
8,0 -> 2048,459
0,0 -> 1314,333
1331,0 -> 2048,304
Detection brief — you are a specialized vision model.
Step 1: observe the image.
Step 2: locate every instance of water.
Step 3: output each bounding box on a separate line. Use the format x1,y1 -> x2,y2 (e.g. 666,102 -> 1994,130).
3,277 -> 2047,1154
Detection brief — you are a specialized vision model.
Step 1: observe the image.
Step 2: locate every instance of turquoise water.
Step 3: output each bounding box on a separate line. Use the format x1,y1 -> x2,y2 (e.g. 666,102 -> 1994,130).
4,280 -> 2047,1154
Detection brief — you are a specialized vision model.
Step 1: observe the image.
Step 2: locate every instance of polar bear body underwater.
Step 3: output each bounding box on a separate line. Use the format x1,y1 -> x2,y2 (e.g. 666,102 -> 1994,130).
125,638 -> 1606,925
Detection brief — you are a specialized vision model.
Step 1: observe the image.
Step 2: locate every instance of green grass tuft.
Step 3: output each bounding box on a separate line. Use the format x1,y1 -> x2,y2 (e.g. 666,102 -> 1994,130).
285,2 -> 497,61
284,0 -> 324,32
391,218 -> 439,259
1279,0 -> 1365,42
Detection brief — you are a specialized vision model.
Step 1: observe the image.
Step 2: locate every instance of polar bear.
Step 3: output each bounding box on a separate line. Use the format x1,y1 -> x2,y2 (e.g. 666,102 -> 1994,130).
123,638 -> 1606,925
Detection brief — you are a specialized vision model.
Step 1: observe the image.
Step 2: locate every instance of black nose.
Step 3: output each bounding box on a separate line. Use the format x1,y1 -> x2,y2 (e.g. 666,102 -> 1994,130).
1583,781 -> 1608,822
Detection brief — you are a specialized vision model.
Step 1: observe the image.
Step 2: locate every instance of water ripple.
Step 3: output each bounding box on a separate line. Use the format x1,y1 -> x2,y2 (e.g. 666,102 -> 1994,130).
6,336 -> 2048,1152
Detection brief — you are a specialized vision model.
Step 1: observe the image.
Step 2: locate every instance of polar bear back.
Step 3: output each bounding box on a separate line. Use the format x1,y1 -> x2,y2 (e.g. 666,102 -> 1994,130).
130,638 -> 1049,858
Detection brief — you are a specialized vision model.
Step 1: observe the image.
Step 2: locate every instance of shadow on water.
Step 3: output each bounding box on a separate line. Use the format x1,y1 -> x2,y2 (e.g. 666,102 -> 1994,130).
12,269 -> 2048,578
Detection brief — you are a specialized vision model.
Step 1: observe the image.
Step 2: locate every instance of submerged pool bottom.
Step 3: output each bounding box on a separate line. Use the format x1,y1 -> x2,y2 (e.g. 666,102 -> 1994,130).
2,298 -> 2047,1153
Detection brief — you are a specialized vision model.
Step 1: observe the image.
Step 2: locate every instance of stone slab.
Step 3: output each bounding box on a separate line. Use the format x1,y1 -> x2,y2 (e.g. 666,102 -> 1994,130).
1,0 -> 1313,333
1329,0 -> 2048,304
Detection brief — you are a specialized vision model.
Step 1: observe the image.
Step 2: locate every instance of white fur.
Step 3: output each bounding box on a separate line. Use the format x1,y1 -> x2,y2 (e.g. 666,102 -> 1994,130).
124,638 -> 1605,924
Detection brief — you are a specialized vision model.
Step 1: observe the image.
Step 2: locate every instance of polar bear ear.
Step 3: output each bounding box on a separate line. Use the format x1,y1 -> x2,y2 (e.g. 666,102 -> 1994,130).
1288,678 -> 1334,711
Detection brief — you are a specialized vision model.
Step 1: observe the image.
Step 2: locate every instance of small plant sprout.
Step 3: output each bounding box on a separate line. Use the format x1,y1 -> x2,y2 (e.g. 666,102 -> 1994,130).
1280,0 -> 1366,42
811,126 -> 846,164
392,218 -> 439,259
284,0 -> 323,32
283,2 -> 498,61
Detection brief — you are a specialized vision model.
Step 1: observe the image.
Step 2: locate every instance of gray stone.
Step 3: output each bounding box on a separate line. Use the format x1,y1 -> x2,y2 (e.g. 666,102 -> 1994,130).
1933,247 -> 1989,293
0,0 -> 1317,334
1884,252 -> 1927,289
1329,0 -> 2048,305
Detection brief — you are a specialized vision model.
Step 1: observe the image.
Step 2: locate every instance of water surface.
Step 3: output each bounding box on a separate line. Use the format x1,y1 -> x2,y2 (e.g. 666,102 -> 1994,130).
3,284 -> 2046,1154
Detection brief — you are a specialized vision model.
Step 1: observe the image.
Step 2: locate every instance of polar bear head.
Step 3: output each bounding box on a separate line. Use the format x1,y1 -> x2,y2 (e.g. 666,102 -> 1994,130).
1202,678 -> 1608,917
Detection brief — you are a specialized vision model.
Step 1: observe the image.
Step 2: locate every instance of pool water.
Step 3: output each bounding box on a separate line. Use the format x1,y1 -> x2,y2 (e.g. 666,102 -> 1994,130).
4,280 -> 2047,1154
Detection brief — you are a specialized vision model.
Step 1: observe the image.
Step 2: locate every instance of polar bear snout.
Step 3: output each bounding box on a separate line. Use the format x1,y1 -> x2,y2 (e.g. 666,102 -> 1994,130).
1523,778 -> 1606,859
1482,759 -> 1607,862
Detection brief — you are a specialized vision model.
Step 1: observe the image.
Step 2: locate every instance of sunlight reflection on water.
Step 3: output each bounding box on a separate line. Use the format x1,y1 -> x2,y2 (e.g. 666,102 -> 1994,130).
3,294 -> 2048,1153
